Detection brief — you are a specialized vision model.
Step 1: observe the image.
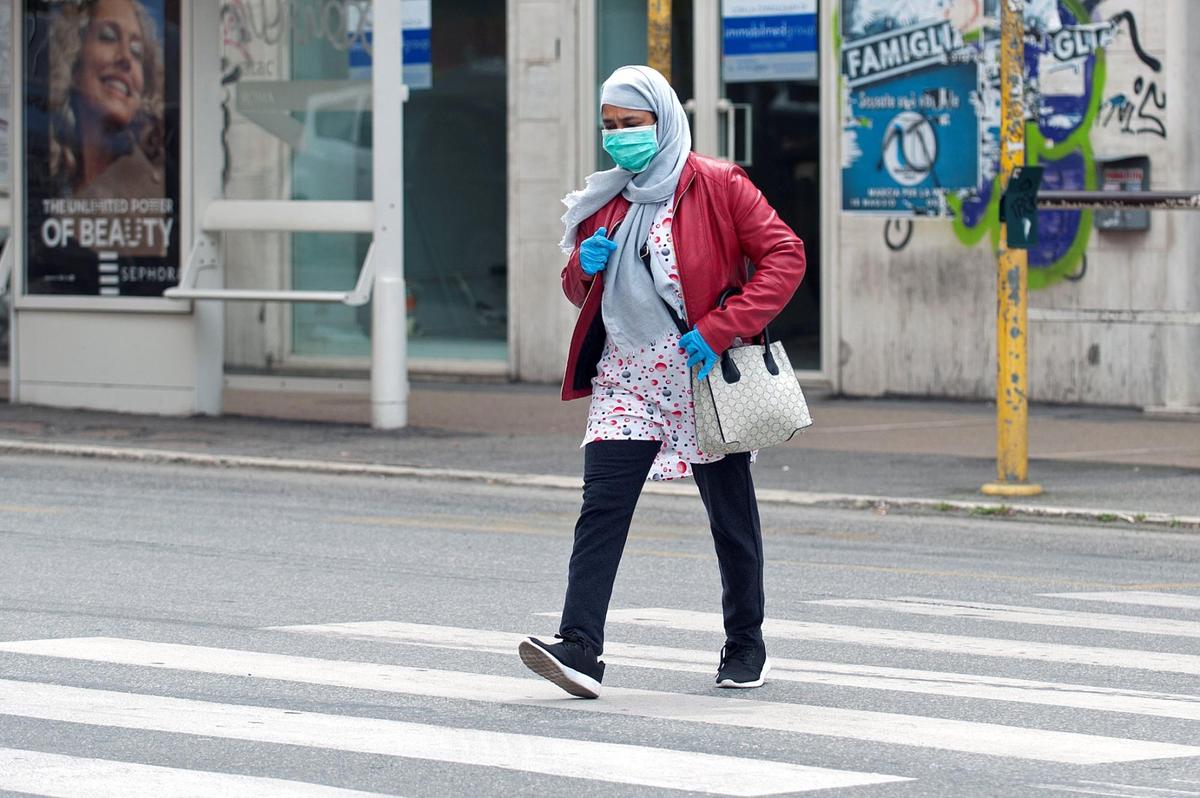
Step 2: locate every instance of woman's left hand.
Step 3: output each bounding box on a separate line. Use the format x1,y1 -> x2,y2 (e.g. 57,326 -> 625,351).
680,329 -> 719,380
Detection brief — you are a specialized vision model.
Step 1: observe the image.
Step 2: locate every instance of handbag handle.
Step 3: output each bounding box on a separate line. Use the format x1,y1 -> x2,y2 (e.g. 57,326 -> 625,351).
714,289 -> 781,381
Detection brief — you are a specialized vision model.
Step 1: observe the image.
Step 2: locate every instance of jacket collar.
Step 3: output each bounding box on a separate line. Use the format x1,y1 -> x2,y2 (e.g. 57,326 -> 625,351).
674,154 -> 698,204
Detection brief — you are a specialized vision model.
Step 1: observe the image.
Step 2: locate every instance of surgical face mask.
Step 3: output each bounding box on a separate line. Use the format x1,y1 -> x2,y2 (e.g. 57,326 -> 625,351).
602,124 -> 659,173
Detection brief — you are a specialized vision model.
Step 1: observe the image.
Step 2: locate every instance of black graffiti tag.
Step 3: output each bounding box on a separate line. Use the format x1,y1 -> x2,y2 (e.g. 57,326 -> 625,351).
1099,76 -> 1166,138
884,219 -> 914,252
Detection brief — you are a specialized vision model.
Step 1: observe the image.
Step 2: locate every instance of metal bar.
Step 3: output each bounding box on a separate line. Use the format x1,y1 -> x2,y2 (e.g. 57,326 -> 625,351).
1037,191 -> 1200,211
984,0 -> 1042,498
345,242 -> 376,307
370,2 -> 409,430
647,0 -> 672,83
1030,308 -> 1200,326
202,200 -> 374,233
159,289 -> 356,303
692,6 -> 720,157
164,234 -> 372,306
0,238 -> 12,298
169,235 -> 220,292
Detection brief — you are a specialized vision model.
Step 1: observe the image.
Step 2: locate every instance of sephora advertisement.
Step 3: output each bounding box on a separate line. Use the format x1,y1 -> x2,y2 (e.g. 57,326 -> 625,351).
23,0 -> 181,297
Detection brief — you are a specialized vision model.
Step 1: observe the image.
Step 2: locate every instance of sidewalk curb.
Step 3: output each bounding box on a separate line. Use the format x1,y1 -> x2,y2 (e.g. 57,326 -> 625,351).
2,438 -> 1197,531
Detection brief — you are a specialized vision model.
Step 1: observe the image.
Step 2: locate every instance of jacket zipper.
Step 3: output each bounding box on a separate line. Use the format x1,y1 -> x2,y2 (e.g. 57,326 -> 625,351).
672,172 -> 698,328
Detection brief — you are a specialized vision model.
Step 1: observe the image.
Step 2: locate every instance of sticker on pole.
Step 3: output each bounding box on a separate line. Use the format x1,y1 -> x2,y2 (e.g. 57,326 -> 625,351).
1001,166 -> 1045,249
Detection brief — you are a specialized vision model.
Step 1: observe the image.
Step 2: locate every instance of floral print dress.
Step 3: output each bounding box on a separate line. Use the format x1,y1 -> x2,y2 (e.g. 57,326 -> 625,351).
583,200 -> 727,481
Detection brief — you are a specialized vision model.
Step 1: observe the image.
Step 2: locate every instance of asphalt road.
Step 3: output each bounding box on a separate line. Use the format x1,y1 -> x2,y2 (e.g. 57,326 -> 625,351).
1,453 -> 1199,797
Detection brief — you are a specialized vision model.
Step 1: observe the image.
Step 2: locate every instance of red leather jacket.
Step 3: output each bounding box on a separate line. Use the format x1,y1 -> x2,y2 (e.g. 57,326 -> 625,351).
560,152 -> 807,400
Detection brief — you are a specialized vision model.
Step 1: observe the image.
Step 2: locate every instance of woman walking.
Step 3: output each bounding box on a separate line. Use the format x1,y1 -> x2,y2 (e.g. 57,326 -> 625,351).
519,65 -> 806,698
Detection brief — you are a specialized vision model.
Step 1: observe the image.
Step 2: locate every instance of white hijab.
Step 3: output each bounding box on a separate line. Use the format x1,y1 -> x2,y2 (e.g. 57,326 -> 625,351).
559,65 -> 693,351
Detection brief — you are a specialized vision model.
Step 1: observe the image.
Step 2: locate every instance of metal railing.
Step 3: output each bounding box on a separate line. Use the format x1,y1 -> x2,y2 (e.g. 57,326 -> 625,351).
163,200 -> 376,306
0,238 -> 11,300
1037,190 -> 1200,212
1029,190 -> 1200,328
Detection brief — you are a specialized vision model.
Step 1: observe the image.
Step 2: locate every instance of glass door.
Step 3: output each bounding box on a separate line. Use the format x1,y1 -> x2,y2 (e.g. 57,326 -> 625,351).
597,1 -> 822,373
709,2 -> 822,372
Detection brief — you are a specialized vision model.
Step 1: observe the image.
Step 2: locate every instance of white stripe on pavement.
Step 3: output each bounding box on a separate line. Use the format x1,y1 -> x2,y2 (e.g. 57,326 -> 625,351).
809,597 -> 1200,638
0,677 -> 902,796
0,638 -> 1195,765
596,608 -> 1200,675
1040,593 -> 1200,612
0,748 -> 390,798
272,621 -> 1200,721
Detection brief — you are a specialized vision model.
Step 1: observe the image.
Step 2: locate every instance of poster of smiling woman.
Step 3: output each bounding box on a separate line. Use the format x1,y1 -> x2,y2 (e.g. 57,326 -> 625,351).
23,0 -> 180,297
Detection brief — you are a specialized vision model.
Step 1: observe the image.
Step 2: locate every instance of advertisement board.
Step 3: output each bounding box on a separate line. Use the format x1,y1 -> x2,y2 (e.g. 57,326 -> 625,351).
840,1 -> 982,215
22,0 -> 181,297
843,60 -> 980,213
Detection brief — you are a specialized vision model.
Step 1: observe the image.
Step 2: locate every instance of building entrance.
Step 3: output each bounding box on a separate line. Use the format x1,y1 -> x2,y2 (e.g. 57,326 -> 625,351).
595,1 -> 823,372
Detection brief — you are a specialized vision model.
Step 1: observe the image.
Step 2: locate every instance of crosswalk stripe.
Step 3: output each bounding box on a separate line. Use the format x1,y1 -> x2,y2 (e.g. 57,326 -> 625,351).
272,621 -> 1200,721
0,638 -> 1196,765
0,676 -> 903,796
809,597 -> 1200,638
0,748 -> 390,798
1040,592 -> 1200,612
597,607 -> 1200,675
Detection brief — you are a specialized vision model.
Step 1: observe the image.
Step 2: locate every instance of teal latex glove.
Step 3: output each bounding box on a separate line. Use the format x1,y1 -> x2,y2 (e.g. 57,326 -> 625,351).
680,328 -> 718,380
580,226 -> 619,275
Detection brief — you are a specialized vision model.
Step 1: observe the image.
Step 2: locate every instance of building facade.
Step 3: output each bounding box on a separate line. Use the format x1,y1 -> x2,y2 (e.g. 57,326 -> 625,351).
2,0 -> 1197,416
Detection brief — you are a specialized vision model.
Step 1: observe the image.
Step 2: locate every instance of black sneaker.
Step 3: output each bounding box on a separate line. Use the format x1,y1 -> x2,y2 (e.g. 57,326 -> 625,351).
518,635 -> 605,698
716,641 -> 770,688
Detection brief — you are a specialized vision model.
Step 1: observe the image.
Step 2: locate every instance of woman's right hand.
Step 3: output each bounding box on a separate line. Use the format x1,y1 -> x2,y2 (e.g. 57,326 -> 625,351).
580,227 -> 618,275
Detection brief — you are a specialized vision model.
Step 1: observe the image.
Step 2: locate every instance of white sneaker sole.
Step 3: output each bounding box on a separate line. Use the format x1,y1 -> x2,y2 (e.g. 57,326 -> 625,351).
518,638 -> 602,699
716,656 -> 771,689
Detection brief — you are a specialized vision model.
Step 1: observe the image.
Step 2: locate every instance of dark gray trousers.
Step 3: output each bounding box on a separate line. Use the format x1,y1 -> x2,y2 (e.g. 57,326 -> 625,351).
558,440 -> 765,655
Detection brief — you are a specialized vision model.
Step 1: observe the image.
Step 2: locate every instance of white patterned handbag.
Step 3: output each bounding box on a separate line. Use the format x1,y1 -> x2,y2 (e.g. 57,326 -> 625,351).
637,246 -> 813,454
691,329 -> 813,455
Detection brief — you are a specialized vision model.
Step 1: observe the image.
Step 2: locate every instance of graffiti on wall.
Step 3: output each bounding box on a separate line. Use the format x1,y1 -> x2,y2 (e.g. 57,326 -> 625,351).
1098,75 -> 1166,138
843,1 -> 1163,290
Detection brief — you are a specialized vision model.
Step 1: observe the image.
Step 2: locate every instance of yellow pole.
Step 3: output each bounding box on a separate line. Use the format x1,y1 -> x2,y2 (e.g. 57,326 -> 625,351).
647,0 -> 672,82
983,0 -> 1043,498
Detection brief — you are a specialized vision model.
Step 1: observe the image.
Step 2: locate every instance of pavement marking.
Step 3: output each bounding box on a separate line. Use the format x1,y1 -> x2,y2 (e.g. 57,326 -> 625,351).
275,620 -> 1200,721
1074,782 -> 1200,797
0,638 -> 1195,765
1041,592 -> 1200,612
597,607 -> 1200,676
0,676 -> 895,796
0,504 -> 62,515
0,748 -> 390,798
1029,785 -> 1194,798
810,597 -> 1200,638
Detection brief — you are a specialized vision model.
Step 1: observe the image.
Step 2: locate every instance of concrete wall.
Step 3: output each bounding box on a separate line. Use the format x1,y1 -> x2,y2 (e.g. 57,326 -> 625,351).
507,0 -> 586,385
14,310 -> 203,414
835,0 -> 1198,409
1161,0 -> 1200,411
